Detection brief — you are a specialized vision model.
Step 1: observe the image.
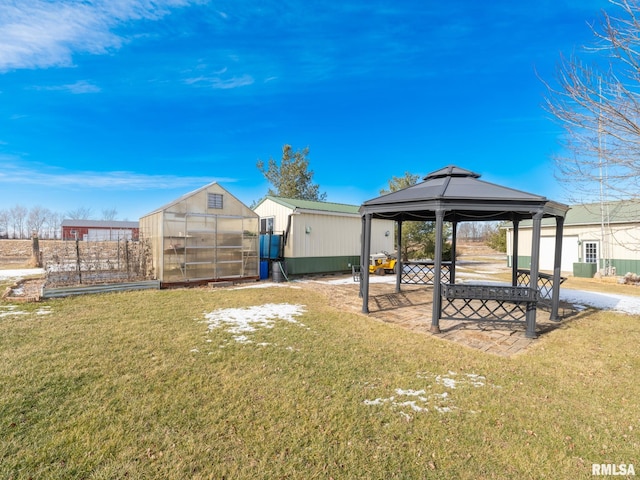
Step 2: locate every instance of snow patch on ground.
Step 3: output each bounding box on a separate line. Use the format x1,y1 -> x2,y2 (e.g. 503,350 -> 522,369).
559,288 -> 640,315
0,304 -> 52,318
200,303 -> 306,347
0,268 -> 45,281
364,371 -> 498,419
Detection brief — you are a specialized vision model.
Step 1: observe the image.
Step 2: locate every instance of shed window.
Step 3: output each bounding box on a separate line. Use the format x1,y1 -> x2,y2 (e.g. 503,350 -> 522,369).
260,217 -> 274,234
208,193 -> 223,209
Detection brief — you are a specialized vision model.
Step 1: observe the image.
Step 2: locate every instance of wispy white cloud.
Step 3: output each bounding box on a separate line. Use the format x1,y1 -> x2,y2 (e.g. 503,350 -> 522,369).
0,0 -> 196,72
0,159 -> 235,190
184,73 -> 254,89
32,80 -> 101,94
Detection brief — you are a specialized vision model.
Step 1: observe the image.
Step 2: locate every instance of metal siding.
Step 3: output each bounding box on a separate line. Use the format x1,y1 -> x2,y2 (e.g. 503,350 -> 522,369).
284,256 -> 360,275
290,213 -> 350,257
253,200 -> 293,233
287,213 -> 393,258
370,220 -> 395,254
612,259 -> 640,274
254,198 -> 394,265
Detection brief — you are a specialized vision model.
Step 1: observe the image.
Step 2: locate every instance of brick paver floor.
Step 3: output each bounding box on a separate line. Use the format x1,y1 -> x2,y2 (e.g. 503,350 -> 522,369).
298,276 -> 580,357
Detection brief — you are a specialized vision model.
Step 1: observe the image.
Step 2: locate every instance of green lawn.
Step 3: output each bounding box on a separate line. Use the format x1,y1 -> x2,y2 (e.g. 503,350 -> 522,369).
1,284 -> 639,479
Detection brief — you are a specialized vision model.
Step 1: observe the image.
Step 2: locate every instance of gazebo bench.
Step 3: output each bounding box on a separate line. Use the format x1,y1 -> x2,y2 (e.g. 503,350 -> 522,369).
440,283 -> 538,323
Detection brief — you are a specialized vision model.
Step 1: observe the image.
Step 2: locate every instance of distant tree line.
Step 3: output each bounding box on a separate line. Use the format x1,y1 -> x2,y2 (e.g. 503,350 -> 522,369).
457,222 -> 505,245
0,205 -> 121,239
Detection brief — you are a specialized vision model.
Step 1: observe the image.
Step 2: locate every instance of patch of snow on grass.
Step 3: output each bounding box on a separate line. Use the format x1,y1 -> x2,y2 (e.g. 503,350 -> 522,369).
203,303 -> 306,345
0,268 -> 45,281
0,305 -> 51,318
0,305 -> 26,318
365,371 -> 498,419
395,388 -> 426,396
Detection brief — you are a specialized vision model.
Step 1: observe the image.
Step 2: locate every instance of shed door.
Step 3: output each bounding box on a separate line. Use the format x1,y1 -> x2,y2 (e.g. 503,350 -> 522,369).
539,235 -> 579,272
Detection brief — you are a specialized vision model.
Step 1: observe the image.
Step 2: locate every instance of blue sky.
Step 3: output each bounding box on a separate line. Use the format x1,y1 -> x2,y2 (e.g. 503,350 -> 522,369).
0,0 -> 611,220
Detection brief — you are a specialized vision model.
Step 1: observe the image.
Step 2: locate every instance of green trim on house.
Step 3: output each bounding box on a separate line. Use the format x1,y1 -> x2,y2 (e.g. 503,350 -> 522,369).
283,256 -> 360,275
607,259 -> 640,275
506,255 -> 532,269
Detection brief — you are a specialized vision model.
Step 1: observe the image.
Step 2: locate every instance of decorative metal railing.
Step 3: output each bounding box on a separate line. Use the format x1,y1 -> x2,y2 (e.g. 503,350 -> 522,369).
440,283 -> 537,322
401,262 -> 451,285
516,269 -> 566,302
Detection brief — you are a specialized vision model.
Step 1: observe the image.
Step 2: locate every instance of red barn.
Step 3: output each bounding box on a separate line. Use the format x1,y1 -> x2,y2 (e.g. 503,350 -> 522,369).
61,220 -> 139,241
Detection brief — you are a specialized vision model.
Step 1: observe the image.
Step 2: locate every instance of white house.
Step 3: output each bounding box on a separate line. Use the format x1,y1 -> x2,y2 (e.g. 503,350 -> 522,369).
253,196 -> 395,275
505,200 -> 640,277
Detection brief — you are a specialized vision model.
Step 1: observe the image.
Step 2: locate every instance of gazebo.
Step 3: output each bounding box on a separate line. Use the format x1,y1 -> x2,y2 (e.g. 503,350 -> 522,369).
359,165 -> 570,338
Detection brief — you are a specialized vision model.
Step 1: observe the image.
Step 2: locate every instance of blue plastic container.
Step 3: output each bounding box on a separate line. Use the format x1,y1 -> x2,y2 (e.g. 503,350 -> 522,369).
259,234 -> 282,259
260,260 -> 269,280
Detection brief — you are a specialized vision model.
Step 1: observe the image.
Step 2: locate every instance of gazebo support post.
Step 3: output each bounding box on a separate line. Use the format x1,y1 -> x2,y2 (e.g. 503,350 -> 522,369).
526,211 -> 544,339
450,220 -> 457,284
550,216 -> 565,321
361,213 -> 372,314
430,209 -> 445,334
511,220 -> 520,287
395,220 -> 403,293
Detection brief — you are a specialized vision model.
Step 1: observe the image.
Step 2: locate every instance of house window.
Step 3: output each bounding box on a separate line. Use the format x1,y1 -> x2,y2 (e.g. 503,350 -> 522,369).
584,241 -> 598,263
260,217 -> 274,234
207,193 -> 223,209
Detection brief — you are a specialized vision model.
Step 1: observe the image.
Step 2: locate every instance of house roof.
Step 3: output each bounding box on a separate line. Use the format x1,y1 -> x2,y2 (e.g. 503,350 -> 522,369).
259,196 -> 361,215
516,199 -> 640,228
61,220 -> 139,228
564,200 -> 640,225
360,165 -> 569,222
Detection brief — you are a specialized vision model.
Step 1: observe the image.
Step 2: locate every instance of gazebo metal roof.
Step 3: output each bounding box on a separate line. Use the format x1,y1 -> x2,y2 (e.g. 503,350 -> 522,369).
360,165 -> 568,221
359,165 -> 570,339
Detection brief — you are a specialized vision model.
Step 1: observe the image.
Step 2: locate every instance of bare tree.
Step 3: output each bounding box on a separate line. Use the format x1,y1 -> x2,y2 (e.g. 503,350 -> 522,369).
27,206 -> 51,237
544,0 -> 640,203
66,207 -> 93,220
0,209 -> 9,238
101,208 -> 118,220
48,211 -> 62,239
10,204 -> 28,239
544,0 -> 640,264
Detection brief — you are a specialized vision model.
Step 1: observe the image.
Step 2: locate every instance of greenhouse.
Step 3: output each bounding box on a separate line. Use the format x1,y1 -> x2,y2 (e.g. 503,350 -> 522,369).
139,182 -> 259,285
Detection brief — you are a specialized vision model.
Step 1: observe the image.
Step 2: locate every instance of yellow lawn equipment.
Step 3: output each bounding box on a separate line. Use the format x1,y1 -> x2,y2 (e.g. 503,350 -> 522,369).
368,251 -> 397,275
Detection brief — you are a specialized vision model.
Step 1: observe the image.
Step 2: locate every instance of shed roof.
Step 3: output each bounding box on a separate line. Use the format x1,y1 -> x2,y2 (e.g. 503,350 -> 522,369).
360,165 -> 569,221
259,196 -> 361,215
61,219 -> 139,228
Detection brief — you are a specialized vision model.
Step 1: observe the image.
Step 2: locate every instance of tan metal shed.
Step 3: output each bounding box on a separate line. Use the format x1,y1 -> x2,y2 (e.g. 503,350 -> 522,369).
253,196 -> 394,275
